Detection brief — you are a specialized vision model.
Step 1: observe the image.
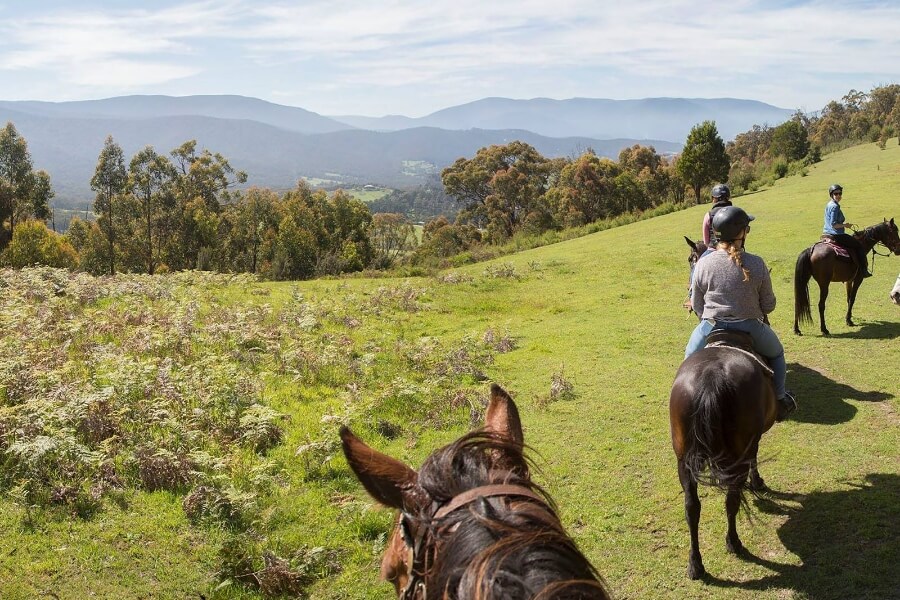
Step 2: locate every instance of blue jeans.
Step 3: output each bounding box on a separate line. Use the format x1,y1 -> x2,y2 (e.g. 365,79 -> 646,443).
685,318 -> 787,398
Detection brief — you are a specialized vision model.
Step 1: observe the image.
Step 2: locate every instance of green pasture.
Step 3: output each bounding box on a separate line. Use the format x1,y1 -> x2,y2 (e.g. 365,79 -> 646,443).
1,141 -> 898,599
345,186 -> 392,203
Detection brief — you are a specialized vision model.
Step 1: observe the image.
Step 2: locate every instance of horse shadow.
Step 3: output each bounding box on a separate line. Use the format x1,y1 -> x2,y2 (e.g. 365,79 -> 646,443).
786,363 -> 892,426
703,473 -> 899,599
830,320 -> 900,340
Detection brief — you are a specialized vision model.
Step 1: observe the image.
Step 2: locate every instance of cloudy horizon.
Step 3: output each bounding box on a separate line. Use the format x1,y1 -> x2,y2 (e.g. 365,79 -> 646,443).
1,0 -> 898,118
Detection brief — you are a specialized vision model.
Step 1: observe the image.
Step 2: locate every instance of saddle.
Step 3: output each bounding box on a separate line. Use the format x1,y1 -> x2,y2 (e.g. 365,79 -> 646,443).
817,236 -> 851,258
704,330 -> 774,376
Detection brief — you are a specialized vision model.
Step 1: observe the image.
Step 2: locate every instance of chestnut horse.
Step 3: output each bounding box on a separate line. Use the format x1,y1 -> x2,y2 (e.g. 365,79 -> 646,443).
341,384 -> 610,599
794,218 -> 900,335
670,330 -> 776,580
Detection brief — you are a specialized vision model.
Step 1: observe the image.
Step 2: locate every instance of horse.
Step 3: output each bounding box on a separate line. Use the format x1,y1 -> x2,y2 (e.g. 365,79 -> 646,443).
683,236 -> 709,314
340,384 -> 610,599
794,218 -> 900,335
669,330 -> 777,580
891,273 -> 900,305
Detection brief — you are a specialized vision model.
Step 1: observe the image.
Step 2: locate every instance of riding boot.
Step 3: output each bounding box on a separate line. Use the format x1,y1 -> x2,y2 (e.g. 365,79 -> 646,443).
776,391 -> 797,422
858,251 -> 872,278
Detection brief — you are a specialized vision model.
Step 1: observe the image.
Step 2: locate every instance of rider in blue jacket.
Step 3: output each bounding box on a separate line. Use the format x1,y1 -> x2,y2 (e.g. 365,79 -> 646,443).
823,184 -> 871,278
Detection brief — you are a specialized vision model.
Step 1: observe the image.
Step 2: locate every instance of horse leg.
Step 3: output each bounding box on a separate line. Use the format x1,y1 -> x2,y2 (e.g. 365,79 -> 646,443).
817,279 -> 831,336
678,459 -> 705,579
725,482 -> 746,555
845,280 -> 862,327
748,456 -> 767,493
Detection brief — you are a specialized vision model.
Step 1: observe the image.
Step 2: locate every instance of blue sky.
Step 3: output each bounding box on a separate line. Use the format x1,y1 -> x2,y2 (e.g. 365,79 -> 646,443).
1,0 -> 898,117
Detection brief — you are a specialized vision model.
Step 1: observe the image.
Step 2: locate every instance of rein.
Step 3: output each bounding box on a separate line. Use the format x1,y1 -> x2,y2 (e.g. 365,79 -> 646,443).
399,484 -> 547,599
859,223 -> 900,273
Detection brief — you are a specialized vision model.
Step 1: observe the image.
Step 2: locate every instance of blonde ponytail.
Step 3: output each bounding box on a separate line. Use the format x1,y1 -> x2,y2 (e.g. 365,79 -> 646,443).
717,241 -> 751,281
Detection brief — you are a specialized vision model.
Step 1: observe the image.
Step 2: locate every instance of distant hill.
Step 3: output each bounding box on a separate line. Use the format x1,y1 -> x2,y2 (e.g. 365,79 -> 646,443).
332,97 -> 795,141
0,95 -> 352,135
0,95 -> 682,207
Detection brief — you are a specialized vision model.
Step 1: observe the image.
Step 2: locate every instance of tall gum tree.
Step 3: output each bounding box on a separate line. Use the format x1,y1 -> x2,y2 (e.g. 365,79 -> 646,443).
0,122 -> 51,249
91,135 -> 128,275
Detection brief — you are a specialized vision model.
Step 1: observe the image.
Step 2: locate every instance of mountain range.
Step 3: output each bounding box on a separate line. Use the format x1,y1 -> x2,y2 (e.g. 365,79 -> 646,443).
0,95 -> 794,207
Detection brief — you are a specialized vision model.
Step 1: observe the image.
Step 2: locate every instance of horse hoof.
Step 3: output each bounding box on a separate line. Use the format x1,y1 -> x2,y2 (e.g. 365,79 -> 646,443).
687,563 -> 705,580
822,330 -> 830,336
793,329 -> 802,336
726,538 -> 744,555
750,480 -> 769,493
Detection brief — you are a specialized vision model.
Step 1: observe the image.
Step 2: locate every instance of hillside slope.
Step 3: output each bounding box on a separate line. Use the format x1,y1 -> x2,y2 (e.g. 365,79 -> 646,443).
1,141 -> 897,600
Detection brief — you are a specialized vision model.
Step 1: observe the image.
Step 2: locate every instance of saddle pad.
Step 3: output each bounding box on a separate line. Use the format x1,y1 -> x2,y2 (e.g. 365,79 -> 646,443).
818,237 -> 851,258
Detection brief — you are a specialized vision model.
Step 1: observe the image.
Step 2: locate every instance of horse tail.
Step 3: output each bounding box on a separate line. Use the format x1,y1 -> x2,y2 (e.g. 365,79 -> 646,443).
682,376 -> 732,492
794,247 -> 814,327
684,375 -> 755,503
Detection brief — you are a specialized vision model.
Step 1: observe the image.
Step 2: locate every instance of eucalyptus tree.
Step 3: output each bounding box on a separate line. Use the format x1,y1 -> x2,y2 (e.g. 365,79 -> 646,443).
129,146 -> 176,274
168,140 -> 247,269
442,141 -> 555,242
0,122 -> 52,249
91,135 -> 128,274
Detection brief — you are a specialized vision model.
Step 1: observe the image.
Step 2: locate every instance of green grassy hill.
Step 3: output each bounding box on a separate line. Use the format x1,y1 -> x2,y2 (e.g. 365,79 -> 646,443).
1,141 -> 898,599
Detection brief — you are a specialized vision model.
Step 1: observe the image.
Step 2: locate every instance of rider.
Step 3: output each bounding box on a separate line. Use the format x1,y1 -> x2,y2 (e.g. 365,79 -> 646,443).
685,206 -> 797,421
702,183 -> 733,246
685,184 -> 733,309
823,184 -> 871,278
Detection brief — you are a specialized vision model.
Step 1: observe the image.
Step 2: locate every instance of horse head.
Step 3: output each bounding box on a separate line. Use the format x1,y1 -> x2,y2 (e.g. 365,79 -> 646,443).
684,236 -> 708,268
340,384 -> 609,599
881,218 -> 900,255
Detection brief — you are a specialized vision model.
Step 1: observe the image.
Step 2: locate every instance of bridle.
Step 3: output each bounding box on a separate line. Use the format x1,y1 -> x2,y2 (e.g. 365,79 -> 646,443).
858,223 -> 900,267
397,483 -> 547,600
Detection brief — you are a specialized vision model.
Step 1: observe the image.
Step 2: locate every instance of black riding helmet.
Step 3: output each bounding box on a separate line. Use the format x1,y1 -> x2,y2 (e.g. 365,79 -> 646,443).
829,183 -> 843,198
712,206 -> 755,242
711,183 -> 731,200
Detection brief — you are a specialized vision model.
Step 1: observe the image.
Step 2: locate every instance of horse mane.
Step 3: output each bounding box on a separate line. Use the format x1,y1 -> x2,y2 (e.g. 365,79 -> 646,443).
415,431 -> 610,599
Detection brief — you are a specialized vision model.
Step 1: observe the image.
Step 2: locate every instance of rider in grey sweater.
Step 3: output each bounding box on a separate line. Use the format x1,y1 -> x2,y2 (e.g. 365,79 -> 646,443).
690,251 -> 775,320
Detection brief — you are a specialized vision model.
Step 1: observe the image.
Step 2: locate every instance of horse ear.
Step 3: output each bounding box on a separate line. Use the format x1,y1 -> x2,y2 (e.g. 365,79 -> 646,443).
485,384 -> 524,446
340,426 -> 420,511
684,236 -> 698,251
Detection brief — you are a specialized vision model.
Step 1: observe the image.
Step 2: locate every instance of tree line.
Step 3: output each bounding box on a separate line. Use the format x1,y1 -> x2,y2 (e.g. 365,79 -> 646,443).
2,83 -> 899,277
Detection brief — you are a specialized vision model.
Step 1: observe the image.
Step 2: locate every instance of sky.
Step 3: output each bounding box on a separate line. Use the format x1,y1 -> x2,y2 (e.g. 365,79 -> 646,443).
1,1 -> 898,118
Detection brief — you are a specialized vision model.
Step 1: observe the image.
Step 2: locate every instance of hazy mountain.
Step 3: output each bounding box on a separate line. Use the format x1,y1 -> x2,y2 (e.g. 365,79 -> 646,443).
0,105 -> 678,206
0,95 -> 353,135
332,97 -> 795,141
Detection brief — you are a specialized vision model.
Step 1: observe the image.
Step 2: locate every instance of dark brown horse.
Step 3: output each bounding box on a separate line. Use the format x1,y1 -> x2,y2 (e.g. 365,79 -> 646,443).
794,218 -> 900,335
683,237 -> 709,314
341,384 -> 610,599
670,331 -> 776,580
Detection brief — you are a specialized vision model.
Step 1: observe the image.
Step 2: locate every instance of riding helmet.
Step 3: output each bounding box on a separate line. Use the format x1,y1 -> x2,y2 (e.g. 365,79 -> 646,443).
712,206 -> 755,242
828,183 -> 843,197
711,183 -> 731,200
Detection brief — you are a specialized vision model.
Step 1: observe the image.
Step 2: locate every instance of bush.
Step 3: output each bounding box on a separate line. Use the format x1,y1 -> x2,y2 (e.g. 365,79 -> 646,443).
1,221 -> 78,269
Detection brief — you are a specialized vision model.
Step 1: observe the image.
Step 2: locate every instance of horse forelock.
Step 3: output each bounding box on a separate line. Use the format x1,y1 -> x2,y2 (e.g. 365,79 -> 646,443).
417,432 -> 535,503
409,431 -> 609,599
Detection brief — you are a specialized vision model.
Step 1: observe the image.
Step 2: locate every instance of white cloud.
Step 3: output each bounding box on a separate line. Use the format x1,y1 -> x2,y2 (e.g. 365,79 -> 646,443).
0,0 -> 898,113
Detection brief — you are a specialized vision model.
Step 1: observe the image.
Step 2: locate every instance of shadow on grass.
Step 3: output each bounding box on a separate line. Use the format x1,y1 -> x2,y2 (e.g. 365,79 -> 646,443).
786,363 -> 892,426
830,320 -> 900,340
703,474 -> 899,599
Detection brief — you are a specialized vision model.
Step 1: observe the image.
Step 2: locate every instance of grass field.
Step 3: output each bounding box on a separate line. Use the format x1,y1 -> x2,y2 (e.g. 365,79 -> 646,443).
1,141 -> 898,599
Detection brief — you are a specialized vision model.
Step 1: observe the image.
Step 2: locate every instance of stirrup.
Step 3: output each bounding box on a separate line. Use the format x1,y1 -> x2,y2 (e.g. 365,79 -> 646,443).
776,392 -> 797,422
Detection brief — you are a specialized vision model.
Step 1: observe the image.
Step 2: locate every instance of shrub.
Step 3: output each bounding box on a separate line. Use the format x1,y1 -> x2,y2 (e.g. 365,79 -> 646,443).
1,221 -> 78,269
